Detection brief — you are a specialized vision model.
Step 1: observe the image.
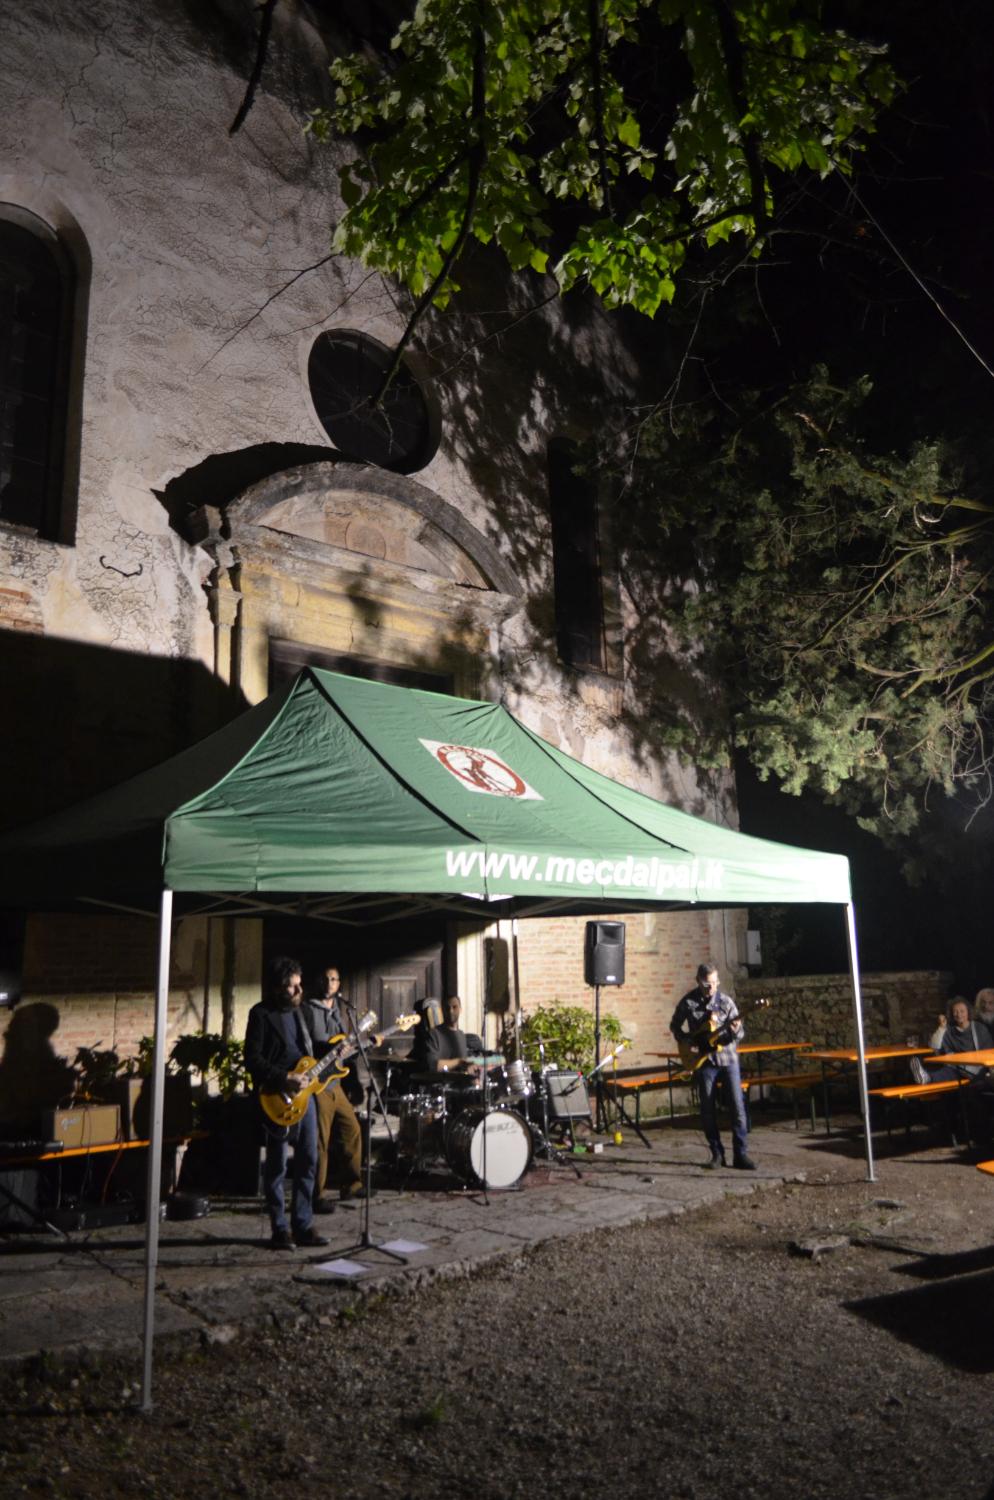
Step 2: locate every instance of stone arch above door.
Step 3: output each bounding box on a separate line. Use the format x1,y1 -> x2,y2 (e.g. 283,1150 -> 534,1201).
193,461 -> 521,705
222,462 -> 521,596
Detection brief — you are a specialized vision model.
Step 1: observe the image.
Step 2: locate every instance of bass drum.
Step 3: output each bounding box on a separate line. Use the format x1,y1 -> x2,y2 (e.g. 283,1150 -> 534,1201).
444,1104 -> 532,1189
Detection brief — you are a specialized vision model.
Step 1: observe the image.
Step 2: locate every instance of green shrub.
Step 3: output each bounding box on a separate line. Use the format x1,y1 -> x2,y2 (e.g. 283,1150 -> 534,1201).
519,1003 -> 628,1074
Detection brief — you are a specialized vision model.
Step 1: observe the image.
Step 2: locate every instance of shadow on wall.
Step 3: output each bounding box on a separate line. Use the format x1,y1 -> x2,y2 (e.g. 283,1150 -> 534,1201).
0,630 -> 248,834
154,442 -> 336,530
0,1001 -> 75,1131
413,242 -> 727,815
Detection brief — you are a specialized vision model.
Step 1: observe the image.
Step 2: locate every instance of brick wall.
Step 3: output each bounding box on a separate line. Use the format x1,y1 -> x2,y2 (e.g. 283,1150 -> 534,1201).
517,909 -> 715,1065
0,914 -> 207,1064
0,583 -> 43,633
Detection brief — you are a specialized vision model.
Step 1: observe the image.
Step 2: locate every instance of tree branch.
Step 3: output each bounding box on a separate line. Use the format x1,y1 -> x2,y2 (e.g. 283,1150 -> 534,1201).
714,1 -> 768,236
229,0 -> 279,137
371,16 -> 488,408
588,0 -> 613,214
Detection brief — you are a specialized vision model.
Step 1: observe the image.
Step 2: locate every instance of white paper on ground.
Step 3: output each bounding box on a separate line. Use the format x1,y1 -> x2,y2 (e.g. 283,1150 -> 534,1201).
311,1258 -> 367,1277
379,1239 -> 428,1254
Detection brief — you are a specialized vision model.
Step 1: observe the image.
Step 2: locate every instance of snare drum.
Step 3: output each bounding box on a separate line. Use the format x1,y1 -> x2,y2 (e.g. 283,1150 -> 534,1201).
444,1103 -> 532,1189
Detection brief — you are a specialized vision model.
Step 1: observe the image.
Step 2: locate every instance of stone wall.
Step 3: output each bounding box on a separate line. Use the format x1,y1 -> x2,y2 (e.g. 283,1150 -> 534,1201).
736,971 -> 954,1050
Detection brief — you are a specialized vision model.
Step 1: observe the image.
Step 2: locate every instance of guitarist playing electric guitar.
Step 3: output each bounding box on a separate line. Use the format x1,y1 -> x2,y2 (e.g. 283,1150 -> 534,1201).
670,962 -> 757,1172
245,955 -> 330,1251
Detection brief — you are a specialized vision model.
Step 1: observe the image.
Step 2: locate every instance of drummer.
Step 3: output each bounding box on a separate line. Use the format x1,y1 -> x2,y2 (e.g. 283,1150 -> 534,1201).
425,994 -> 485,1079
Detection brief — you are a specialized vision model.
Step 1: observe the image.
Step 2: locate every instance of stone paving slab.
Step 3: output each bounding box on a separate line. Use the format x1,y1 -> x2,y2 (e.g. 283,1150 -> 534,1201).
0,1118 -> 859,1367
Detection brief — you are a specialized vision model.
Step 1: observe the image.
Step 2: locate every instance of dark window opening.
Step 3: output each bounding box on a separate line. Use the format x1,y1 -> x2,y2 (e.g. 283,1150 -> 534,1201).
548,440 -> 605,670
0,912 -> 26,1008
269,639 -> 454,696
0,212 -> 77,541
307,329 -> 440,475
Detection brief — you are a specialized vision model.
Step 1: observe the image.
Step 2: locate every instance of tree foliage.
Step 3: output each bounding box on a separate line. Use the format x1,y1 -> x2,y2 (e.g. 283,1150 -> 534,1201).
309,0 -> 894,318
612,371 -> 994,850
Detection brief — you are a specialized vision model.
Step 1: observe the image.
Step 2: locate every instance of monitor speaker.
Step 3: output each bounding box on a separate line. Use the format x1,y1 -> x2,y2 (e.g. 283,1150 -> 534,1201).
584,920 -> 626,986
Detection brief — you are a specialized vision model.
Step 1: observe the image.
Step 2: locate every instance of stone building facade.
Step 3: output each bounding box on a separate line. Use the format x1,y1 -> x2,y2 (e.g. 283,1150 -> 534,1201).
0,0 -> 742,1099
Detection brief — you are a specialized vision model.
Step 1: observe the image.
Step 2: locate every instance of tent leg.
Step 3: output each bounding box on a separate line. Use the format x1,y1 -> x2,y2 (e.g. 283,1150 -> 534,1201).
140,888 -> 173,1412
845,902 -> 875,1183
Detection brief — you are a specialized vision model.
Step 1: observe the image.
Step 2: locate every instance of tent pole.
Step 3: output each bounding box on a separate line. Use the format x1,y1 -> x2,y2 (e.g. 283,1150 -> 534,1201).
140,887 -> 173,1412
845,901 -> 875,1183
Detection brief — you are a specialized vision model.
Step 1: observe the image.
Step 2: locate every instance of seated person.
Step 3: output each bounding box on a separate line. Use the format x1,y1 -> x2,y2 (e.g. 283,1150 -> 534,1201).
974,987 -> 994,1031
424,995 -> 484,1078
911,998 -> 993,1083
409,998 -> 443,1073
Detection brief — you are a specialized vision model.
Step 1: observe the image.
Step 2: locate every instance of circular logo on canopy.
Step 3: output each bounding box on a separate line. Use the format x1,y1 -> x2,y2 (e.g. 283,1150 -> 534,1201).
420,740 -> 542,800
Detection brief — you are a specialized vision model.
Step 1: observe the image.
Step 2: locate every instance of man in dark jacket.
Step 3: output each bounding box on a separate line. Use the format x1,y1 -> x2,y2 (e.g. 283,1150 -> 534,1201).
244,955 -> 328,1250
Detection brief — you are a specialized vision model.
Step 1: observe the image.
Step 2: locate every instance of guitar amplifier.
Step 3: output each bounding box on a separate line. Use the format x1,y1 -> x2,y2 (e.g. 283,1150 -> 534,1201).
41,1104 -> 121,1150
543,1070 -> 592,1122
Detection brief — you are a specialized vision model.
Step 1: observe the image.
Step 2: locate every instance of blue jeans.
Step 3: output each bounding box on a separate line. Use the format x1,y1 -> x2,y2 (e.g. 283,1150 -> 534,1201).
698,1057 -> 749,1158
262,1096 -> 317,1233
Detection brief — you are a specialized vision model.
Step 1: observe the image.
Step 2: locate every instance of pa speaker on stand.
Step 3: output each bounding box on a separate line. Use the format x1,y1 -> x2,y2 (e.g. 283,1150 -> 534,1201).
584,921 -> 625,1135
584,921 -> 626,987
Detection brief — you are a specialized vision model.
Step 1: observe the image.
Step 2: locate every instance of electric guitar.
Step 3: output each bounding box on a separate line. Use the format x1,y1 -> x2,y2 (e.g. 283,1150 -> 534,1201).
676,996 -> 771,1071
259,1010 -> 418,1128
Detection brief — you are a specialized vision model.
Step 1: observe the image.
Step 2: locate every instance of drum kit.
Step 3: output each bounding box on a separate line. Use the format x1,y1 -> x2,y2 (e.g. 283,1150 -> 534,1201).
395,1054 -> 585,1190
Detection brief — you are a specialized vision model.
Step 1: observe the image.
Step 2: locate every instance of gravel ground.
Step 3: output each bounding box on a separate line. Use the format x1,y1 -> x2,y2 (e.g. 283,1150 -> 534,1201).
2,1144 -> 993,1500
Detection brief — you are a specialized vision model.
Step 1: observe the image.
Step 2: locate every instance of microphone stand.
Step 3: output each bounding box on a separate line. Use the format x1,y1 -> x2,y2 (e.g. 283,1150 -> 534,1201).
342,1007 -> 406,1266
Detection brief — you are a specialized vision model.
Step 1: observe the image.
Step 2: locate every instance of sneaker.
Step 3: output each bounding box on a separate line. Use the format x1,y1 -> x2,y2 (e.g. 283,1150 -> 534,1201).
269,1227 -> 294,1250
733,1153 -> 757,1171
312,1197 -> 338,1215
910,1055 -> 930,1085
292,1226 -> 330,1248
703,1150 -> 726,1170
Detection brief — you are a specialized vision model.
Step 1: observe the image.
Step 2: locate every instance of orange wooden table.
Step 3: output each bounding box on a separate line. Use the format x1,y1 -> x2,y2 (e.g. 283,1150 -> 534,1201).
921,1049 -> 994,1068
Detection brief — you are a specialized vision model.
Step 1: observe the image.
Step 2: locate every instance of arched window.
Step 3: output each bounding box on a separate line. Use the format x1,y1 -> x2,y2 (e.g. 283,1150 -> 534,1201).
0,206 -> 81,542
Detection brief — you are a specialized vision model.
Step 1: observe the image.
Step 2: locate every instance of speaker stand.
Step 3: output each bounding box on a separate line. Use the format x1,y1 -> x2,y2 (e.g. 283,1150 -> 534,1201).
591,984 -> 651,1149
592,983 -> 607,1132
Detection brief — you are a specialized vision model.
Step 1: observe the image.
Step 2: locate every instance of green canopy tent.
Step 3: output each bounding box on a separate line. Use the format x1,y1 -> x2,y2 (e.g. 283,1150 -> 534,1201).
0,667 -> 874,1402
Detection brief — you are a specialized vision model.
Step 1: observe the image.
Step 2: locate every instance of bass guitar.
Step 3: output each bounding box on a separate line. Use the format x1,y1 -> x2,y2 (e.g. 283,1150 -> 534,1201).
260,1009 -> 418,1129
677,996 -> 771,1071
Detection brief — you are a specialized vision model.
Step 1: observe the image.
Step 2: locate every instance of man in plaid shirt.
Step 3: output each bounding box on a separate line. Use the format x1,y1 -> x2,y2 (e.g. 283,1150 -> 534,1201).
671,962 -> 756,1171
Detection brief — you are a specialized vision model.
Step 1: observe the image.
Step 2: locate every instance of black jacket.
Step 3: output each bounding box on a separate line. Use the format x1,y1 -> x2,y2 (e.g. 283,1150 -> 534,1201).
244,1000 -> 314,1092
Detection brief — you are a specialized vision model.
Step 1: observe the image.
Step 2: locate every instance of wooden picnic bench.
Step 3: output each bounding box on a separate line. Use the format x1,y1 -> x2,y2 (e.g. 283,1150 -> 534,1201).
741,1071 -> 823,1130
603,1066 -> 694,1127
867,1078 -> 968,1141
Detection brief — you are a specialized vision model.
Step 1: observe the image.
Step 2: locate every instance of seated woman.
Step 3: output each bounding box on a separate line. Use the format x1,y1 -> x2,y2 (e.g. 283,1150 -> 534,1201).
912,998 -> 994,1083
